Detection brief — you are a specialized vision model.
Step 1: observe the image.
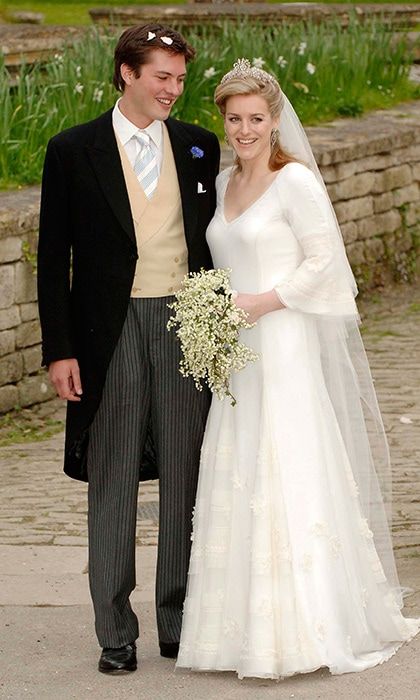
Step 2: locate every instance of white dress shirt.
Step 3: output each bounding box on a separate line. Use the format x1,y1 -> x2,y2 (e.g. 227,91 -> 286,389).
112,98 -> 163,174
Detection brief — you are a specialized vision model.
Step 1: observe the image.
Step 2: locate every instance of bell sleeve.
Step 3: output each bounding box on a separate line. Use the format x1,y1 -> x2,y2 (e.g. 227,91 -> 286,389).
274,163 -> 357,316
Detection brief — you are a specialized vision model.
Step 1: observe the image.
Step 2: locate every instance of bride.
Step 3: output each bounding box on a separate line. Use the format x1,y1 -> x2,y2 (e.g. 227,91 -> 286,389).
176,59 -> 419,679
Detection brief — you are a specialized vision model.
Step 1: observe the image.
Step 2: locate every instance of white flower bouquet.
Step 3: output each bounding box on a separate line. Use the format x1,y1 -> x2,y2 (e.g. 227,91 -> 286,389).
167,268 -> 258,406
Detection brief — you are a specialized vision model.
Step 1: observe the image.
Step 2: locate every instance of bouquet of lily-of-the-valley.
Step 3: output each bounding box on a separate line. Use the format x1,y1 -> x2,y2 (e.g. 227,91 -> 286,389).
167,268 -> 258,406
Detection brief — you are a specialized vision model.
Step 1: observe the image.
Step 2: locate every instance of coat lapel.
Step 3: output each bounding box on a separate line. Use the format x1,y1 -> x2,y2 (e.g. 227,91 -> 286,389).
86,109 -> 136,244
165,118 -> 198,244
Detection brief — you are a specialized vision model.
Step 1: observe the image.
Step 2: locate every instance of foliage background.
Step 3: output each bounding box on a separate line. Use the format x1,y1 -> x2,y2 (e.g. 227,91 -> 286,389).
0,10 -> 418,187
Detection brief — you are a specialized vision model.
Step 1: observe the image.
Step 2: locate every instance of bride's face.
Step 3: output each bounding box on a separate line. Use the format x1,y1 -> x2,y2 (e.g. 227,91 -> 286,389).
224,93 -> 276,164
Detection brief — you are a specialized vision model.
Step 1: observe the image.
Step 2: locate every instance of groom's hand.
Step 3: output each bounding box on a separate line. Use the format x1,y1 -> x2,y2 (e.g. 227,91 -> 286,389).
48,359 -> 83,402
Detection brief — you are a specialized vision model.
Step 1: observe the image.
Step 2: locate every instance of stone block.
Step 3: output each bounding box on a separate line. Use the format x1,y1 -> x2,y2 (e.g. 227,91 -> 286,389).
334,196 -> 373,224
334,161 -> 357,181
0,384 -> 19,413
20,302 -> 39,323
393,183 -> 419,208
0,352 -> 23,386
319,165 -> 336,184
393,143 -> 420,164
22,345 -> 42,374
17,373 -> 55,407
377,210 -> 403,235
326,183 -> 340,203
340,221 -> 358,244
15,261 -> 37,304
405,201 -> 420,227
346,242 -> 365,266
318,161 -> 356,182
333,172 -> 375,201
0,265 -> 14,309
372,165 -> 412,194
413,163 -> 420,181
0,330 -> 15,357
15,320 -> 41,349
364,238 -> 385,263
358,210 -> 402,240
373,192 -> 394,214
394,229 -> 415,254
355,154 -> 394,173
357,216 -> 380,240
9,10 -> 44,24
0,306 -> 20,331
0,188 -> 40,241
0,237 -> 22,264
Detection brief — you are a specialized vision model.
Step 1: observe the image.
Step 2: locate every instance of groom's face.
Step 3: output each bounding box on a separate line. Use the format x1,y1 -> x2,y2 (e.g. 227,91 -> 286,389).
120,49 -> 186,126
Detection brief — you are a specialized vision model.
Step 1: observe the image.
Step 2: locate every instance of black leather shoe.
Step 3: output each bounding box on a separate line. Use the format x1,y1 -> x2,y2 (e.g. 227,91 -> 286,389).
159,641 -> 179,659
98,642 -> 137,674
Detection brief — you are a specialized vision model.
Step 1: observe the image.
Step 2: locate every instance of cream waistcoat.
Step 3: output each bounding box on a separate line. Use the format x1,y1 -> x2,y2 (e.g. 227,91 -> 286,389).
116,124 -> 188,297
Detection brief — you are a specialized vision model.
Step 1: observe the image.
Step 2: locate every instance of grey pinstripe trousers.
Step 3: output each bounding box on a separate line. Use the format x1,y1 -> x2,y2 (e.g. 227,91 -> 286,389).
87,297 -> 211,648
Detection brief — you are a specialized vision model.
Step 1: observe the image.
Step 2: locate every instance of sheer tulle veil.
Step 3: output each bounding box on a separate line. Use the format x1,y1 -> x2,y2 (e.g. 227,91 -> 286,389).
277,91 -> 402,605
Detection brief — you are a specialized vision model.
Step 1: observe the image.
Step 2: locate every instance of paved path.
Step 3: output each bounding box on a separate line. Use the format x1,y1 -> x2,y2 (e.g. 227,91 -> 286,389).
0,281 -> 419,698
1,283 -> 419,556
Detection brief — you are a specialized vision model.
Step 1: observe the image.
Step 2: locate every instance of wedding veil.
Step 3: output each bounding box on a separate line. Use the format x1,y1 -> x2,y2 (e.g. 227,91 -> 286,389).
278,91 -> 402,605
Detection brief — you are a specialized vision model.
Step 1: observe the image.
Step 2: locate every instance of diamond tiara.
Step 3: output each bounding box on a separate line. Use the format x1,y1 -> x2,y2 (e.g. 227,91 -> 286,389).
220,58 -> 279,89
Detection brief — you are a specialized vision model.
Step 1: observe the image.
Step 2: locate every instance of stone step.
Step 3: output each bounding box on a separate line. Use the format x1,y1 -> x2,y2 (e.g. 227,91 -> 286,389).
89,3 -> 420,30
0,24 -> 85,74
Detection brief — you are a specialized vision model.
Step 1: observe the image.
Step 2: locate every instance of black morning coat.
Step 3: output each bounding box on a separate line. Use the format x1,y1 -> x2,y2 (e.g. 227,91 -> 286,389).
37,109 -> 220,482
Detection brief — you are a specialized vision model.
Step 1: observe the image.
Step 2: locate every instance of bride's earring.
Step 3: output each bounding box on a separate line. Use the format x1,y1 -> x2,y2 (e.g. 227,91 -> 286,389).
270,128 -> 280,148
224,128 -> 230,146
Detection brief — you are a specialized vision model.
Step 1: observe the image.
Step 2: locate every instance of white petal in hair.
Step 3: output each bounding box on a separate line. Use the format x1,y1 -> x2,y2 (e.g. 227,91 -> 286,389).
147,32 -> 156,41
161,36 -> 174,45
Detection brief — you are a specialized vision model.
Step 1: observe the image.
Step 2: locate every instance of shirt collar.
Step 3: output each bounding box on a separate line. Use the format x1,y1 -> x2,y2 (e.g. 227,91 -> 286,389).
112,98 -> 163,149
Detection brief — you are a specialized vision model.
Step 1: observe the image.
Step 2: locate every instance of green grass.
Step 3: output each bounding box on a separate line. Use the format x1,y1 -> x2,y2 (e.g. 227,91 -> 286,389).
1,0 -> 416,25
0,17 -> 418,188
0,410 -> 63,446
1,1 -> 185,26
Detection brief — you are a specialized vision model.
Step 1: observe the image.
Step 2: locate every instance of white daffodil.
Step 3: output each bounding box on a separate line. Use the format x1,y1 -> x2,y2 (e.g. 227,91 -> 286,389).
74,83 -> 84,94
252,57 -> 265,69
297,41 -> 307,56
204,66 -> 216,79
93,87 -> 104,103
276,56 -> 288,69
76,65 -> 82,78
306,62 -> 316,75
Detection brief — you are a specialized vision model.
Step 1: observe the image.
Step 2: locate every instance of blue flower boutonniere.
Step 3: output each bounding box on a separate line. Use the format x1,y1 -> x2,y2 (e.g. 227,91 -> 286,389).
190,146 -> 204,159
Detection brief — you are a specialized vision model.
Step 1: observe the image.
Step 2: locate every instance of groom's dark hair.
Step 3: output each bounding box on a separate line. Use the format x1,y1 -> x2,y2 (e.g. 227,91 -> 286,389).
113,23 -> 196,92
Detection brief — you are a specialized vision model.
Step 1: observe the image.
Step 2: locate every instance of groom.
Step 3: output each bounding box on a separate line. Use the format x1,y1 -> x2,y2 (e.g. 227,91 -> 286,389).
37,24 -> 220,673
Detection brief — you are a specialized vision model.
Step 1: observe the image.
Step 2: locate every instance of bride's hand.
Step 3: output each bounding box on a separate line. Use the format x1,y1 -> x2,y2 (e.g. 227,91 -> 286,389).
233,290 -> 285,324
234,293 -> 263,325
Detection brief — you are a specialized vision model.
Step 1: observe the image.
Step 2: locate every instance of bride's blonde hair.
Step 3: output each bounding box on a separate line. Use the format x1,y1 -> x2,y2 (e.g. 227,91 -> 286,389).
214,75 -> 298,172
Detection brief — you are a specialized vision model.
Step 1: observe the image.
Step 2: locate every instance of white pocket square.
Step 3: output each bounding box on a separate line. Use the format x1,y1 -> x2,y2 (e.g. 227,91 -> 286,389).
197,182 -> 207,194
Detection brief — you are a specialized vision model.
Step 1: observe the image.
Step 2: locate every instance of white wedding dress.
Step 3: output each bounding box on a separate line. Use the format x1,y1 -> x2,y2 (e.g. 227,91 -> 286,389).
176,163 -> 419,679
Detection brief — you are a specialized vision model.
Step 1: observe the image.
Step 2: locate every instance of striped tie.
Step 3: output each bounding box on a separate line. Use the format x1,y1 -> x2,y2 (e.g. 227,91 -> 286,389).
133,131 -> 159,199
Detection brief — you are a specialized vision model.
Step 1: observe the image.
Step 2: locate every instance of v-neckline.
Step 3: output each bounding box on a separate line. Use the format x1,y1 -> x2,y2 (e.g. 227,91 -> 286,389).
221,167 -> 279,225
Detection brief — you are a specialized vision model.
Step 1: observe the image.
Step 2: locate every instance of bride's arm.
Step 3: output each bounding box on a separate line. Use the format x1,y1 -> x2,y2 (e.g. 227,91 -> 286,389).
273,163 -> 357,316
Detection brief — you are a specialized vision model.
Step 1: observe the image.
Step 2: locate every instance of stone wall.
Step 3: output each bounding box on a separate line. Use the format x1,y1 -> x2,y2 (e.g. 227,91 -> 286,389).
315,102 -> 420,289
90,4 -> 420,30
0,187 -> 56,413
0,101 -> 419,414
